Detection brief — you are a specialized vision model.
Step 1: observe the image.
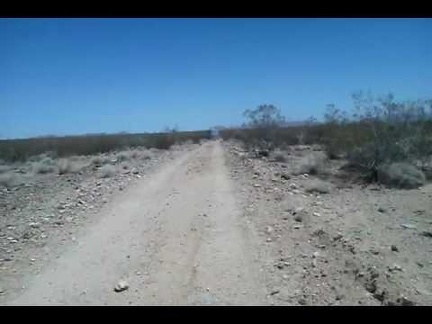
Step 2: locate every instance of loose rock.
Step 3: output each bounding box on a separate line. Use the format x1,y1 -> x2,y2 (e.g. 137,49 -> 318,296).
114,280 -> 129,292
401,224 -> 416,230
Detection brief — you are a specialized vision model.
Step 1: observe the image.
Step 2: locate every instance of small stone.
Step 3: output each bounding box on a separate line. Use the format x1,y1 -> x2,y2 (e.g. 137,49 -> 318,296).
294,214 -> 303,222
312,251 -> 320,258
266,237 -> 272,242
281,173 -> 291,180
398,296 -> 415,306
298,298 -> 307,305
29,222 -> 40,228
335,294 -> 343,301
377,207 -> 386,213
313,212 -> 321,217
293,224 -> 303,229
370,248 -> 380,255
289,183 -> 298,190
421,231 -> 432,238
333,233 -> 343,241
282,274 -> 289,279
266,226 -> 273,234
132,169 -> 139,175
389,264 -> 403,272
254,184 -> 261,188
270,290 -> 280,296
391,245 -> 399,252
114,280 -> 129,292
401,224 -> 416,230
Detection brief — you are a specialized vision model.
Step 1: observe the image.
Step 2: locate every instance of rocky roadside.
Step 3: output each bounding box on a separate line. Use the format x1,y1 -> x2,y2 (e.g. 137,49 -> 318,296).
224,140 -> 432,306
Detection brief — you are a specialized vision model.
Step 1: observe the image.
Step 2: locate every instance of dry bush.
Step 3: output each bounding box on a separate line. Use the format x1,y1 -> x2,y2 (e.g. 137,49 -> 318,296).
0,172 -> 23,188
377,162 -> 425,189
304,179 -> 331,194
270,149 -> 288,162
322,93 -> 432,183
98,164 -> 116,178
116,151 -> 131,162
294,152 -> 327,175
91,155 -> 111,166
0,165 -> 10,174
32,157 -> 56,174
57,158 -> 86,174
140,151 -> 153,160
121,162 -> 131,170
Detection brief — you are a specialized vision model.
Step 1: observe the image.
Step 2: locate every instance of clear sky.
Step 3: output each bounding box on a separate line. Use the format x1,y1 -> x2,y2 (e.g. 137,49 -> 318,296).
1,18 -> 431,139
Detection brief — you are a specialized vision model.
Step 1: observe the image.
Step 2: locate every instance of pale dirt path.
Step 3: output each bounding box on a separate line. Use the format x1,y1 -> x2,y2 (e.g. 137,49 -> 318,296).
7,141 -> 267,305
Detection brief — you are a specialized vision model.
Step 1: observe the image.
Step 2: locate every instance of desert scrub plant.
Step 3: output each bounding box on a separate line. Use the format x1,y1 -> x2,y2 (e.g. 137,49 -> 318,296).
294,152 -> 328,175
57,158 -> 85,174
32,156 -> 56,174
98,164 -> 116,178
377,162 -> 425,189
0,165 -> 10,174
120,162 -> 131,170
140,150 -> 153,160
0,172 -> 22,188
304,179 -> 331,194
322,92 -> 432,183
242,104 -> 287,151
91,155 -> 111,166
270,149 -> 288,162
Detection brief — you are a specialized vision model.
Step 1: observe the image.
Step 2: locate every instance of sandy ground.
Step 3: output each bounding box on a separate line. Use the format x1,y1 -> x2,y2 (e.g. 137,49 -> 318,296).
4,141 -> 267,305
1,140 -> 431,305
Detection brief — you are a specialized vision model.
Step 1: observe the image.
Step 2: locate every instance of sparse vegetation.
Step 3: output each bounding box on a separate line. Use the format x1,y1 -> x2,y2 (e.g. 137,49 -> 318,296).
0,130 -> 211,163
304,179 -> 331,194
222,92 -> 432,187
32,157 -> 56,174
295,152 -> 327,175
0,172 -> 22,188
0,165 -> 10,174
57,158 -> 86,175
99,165 -> 116,178
270,149 -> 288,163
377,162 -> 426,189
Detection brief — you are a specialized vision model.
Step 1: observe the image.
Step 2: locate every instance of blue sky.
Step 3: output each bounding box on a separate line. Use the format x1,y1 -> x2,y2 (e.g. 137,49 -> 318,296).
1,18 -> 431,139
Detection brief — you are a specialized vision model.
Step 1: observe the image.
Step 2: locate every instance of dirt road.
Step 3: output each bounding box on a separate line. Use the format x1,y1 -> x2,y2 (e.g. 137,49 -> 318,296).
7,141 -> 267,305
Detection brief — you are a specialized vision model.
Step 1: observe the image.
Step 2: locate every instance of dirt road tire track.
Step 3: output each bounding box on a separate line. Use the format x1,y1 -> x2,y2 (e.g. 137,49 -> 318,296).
8,141 -> 267,305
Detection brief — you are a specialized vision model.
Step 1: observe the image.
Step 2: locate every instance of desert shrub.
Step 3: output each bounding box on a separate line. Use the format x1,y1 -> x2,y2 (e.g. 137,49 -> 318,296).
140,151 -> 153,160
91,155 -> 111,166
116,151 -> 131,162
57,158 -> 85,174
32,157 -> 56,174
0,173 -> 22,188
377,162 -> 425,189
0,165 -> 10,174
0,130 -> 211,163
322,92 -> 432,183
304,179 -> 331,194
270,149 -> 288,162
99,165 -> 116,178
295,152 -> 327,175
121,162 -> 130,170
